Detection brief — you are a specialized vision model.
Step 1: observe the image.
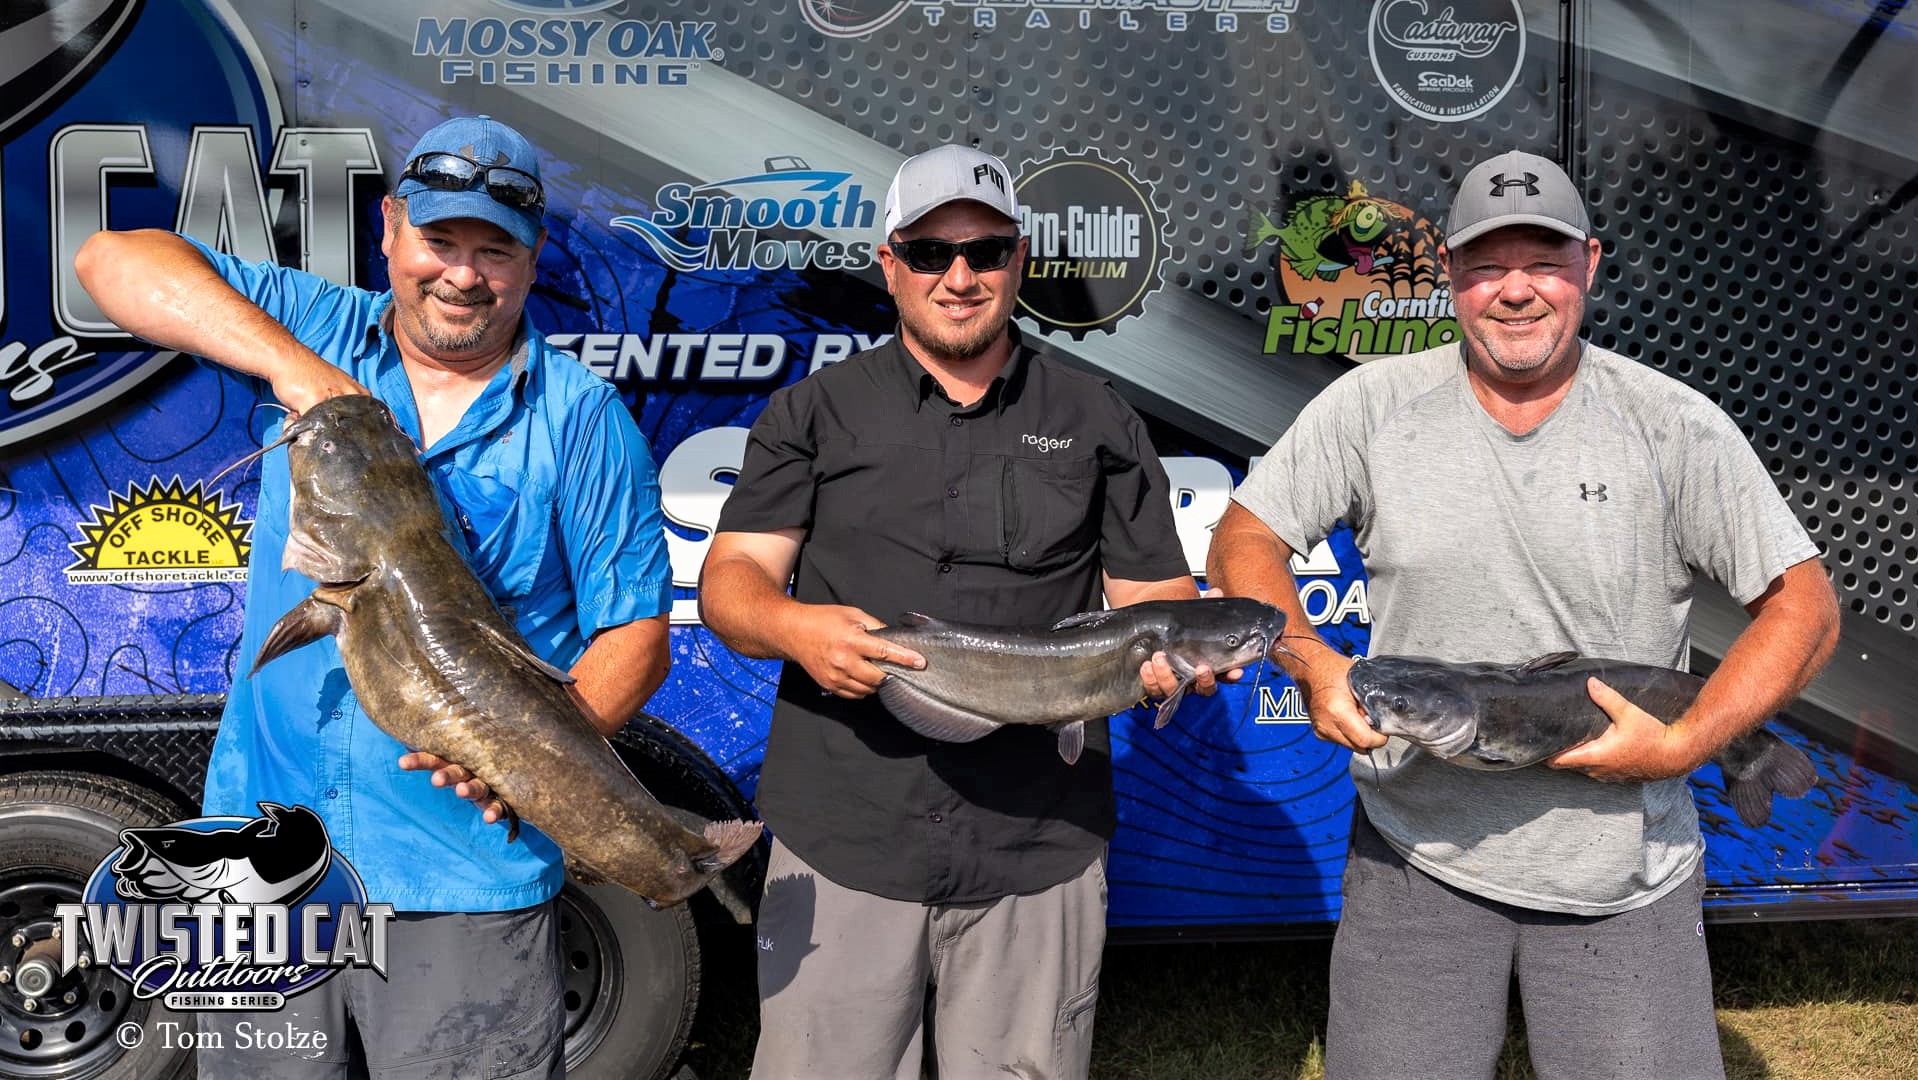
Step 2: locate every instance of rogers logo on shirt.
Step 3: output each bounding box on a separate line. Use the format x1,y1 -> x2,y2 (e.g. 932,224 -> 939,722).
1021,433 -> 1075,452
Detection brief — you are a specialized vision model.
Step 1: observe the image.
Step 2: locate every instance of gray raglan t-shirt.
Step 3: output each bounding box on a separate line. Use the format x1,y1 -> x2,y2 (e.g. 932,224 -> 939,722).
1234,342 -> 1818,915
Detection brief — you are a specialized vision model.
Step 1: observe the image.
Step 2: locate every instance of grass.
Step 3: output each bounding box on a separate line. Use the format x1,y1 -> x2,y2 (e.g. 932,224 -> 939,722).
679,917 -> 1918,1079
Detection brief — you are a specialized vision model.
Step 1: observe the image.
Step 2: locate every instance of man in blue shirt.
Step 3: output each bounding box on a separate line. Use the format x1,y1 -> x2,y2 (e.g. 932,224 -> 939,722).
75,115 -> 673,1078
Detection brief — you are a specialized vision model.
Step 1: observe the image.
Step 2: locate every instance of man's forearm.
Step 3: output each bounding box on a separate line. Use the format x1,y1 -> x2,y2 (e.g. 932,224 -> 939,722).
698,553 -> 806,661
1207,503 -> 1334,678
568,615 -> 671,737
1679,558 -> 1840,764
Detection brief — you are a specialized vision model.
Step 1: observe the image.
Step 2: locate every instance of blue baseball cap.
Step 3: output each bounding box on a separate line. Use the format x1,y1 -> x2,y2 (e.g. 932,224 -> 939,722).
395,115 -> 546,249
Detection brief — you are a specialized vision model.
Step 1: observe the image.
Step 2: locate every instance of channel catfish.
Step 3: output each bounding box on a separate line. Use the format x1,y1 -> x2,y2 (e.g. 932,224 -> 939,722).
241,395 -> 761,908
871,598 -> 1288,763
1347,651 -> 1817,826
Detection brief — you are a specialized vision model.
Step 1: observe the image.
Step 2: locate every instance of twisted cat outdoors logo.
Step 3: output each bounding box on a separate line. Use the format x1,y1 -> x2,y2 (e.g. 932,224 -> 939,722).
65,478 -> 252,585
54,804 -> 393,1012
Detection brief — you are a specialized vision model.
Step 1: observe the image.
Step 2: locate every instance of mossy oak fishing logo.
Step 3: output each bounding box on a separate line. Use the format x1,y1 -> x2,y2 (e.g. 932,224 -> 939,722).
1368,0 -> 1525,122
66,478 -> 252,584
53,804 -> 393,1012
1248,180 -> 1457,363
1014,151 -> 1165,339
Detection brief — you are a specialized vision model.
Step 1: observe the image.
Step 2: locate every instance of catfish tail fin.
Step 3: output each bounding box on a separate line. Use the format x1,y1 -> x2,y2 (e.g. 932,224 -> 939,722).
1723,730 -> 1817,827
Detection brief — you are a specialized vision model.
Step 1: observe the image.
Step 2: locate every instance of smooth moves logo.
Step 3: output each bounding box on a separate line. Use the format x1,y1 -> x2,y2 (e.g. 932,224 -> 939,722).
53,804 -> 393,1013
612,163 -> 878,273
1014,151 -> 1165,339
1368,0 -> 1525,122
1247,180 -> 1457,363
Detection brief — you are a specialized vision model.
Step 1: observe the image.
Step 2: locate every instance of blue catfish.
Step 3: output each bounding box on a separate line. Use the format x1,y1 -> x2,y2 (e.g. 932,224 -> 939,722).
871,598 -> 1288,763
242,395 -> 760,908
1347,651 -> 1817,826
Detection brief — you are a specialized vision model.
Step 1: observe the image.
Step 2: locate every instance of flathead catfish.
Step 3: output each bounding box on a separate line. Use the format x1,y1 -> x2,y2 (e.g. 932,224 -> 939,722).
870,598 -> 1287,764
242,395 -> 761,908
1347,651 -> 1817,827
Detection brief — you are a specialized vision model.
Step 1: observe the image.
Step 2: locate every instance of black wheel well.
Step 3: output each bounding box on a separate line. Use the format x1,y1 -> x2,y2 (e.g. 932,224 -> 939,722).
0,744 -> 197,819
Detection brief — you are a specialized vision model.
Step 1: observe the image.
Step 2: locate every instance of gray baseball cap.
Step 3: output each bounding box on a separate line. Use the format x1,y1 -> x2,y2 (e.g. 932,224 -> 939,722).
883,145 -> 1022,234
1445,151 -> 1591,249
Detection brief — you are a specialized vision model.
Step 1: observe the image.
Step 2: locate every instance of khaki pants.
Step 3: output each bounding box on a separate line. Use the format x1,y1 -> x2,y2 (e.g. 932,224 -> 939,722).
751,839 -> 1106,1080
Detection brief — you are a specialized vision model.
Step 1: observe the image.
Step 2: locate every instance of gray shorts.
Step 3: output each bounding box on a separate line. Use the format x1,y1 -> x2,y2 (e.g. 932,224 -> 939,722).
751,838 -> 1107,1080
196,902 -> 564,1080
1326,807 -> 1724,1080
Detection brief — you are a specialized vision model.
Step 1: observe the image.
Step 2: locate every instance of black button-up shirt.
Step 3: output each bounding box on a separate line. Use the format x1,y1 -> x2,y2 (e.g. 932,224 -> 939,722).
717,332 -> 1189,902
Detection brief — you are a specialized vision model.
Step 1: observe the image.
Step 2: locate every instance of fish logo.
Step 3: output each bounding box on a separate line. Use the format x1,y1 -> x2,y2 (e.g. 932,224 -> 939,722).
112,803 -> 332,907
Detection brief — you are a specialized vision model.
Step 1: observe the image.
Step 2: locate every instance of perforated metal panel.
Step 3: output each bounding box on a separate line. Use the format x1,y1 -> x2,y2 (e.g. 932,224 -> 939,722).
675,0 -> 1912,640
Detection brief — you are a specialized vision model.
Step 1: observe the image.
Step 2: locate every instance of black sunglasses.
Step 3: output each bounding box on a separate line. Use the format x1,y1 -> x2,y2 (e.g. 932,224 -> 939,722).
887,235 -> 1020,274
401,152 -> 546,212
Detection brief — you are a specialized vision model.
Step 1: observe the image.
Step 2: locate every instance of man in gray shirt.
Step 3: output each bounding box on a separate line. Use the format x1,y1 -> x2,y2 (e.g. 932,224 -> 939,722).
1209,151 -> 1839,1079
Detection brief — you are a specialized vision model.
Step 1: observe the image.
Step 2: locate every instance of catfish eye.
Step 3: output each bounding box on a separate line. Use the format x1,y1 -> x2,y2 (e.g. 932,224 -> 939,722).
321,440 -> 336,452
1224,634 -> 1240,647
1392,696 -> 1408,712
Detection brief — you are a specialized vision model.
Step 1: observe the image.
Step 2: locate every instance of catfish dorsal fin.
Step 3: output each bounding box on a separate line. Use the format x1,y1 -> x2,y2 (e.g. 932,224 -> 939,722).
474,621 -> 576,685
1519,651 -> 1582,674
1050,608 -> 1118,632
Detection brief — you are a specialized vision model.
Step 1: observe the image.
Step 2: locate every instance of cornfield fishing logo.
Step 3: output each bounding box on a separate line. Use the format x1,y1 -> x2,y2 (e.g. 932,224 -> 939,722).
1014,151 -> 1166,339
1248,180 -> 1457,363
65,478 -> 252,584
53,804 -> 394,1012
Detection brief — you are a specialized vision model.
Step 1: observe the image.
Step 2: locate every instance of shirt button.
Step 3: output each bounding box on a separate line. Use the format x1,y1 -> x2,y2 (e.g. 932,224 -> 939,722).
938,563 -> 952,574
325,787 -> 339,799
949,416 -> 962,427
946,486 -> 959,499
929,812 -> 944,824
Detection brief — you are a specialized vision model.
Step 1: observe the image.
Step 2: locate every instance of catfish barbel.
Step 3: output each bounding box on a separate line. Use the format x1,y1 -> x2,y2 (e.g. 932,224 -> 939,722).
871,598 -> 1288,764
235,395 -> 761,908
1347,651 -> 1817,826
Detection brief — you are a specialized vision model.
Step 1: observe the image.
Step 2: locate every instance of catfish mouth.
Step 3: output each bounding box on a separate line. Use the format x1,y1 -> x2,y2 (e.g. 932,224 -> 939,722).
1354,687 -> 1478,759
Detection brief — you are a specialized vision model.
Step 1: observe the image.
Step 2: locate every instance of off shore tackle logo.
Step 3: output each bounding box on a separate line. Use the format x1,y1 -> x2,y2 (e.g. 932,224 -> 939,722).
801,0 -> 1298,36
1368,0 -> 1525,122
54,804 -> 393,1012
413,0 -> 718,86
1014,152 -> 1165,339
66,478 -> 252,585
611,162 -> 878,274
1248,180 -> 1456,362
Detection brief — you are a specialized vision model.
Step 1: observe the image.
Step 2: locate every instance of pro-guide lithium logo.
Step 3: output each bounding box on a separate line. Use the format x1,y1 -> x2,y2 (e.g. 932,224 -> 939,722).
1014,151 -> 1165,339
54,804 -> 394,1013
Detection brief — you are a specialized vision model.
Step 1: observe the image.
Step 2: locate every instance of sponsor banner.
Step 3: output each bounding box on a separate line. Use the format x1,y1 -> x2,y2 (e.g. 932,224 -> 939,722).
1247,180 -> 1457,362
66,478 -> 252,584
411,1 -> 719,87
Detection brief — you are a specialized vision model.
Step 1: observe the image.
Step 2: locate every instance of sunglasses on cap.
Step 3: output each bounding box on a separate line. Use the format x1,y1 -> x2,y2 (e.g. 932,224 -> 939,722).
400,152 -> 546,212
886,235 -> 1020,274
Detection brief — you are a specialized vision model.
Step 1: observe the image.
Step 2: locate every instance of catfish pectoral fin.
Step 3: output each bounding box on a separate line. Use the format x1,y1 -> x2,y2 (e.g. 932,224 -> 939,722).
1153,677 -> 1193,730
877,679 -> 1003,743
252,596 -> 346,673
695,819 -> 765,876
1054,720 -> 1087,764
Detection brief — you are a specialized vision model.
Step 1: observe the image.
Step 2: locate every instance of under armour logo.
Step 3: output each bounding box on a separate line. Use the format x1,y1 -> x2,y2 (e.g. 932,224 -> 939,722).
1489,172 -> 1541,197
972,163 -> 1007,193
459,144 -> 509,166
1579,483 -> 1608,502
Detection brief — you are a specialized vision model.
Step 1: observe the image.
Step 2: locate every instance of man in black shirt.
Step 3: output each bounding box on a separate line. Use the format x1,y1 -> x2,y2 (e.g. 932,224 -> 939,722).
700,145 -> 1204,1079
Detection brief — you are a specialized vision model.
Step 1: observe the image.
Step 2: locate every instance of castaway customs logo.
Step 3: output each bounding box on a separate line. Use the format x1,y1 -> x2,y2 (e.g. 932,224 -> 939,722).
800,0 -> 1298,38
1367,0 -> 1525,123
55,804 -> 393,1011
1249,180 -> 1458,362
1014,152 -> 1165,339
66,477 -> 253,584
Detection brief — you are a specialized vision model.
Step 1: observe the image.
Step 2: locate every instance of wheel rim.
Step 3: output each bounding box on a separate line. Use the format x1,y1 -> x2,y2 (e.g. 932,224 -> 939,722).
0,874 -> 143,1079
556,884 -> 622,1072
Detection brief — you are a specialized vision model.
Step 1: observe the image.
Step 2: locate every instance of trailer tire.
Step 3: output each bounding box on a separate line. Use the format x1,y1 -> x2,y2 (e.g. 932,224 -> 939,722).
558,879 -> 701,1080
0,770 -> 193,1080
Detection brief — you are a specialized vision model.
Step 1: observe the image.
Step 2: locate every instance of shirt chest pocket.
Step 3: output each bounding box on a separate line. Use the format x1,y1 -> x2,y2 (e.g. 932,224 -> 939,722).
1001,455 -> 1101,571
439,465 -> 555,603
